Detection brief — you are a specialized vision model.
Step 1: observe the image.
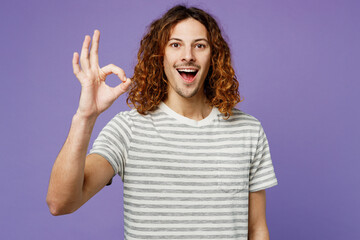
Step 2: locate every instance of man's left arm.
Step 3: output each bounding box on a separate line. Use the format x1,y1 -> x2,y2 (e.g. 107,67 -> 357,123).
248,190 -> 269,240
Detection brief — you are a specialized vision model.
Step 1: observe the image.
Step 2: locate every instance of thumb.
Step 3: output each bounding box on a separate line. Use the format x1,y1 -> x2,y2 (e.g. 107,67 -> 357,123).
113,77 -> 132,98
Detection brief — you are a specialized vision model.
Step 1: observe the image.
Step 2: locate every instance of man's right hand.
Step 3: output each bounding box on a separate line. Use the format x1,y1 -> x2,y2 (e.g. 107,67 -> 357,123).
72,30 -> 131,119
46,30 -> 129,215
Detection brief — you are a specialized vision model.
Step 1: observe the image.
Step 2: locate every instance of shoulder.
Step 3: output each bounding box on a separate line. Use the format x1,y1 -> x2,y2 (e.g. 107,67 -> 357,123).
112,107 -> 164,126
229,109 -> 271,141
213,108 -> 264,139
221,108 -> 262,127
114,108 -> 138,118
111,108 -> 142,123
102,109 -> 139,134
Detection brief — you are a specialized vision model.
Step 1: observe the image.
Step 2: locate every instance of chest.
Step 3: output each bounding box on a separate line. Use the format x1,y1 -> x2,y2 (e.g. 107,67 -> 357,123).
124,121 -> 258,193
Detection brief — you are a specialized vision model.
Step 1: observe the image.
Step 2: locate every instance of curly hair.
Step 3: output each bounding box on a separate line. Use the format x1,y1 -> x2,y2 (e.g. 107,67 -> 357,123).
127,5 -> 241,118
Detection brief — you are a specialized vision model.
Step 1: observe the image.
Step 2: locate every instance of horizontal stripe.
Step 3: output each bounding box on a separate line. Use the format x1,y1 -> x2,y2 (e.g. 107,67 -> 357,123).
124,179 -> 248,187
125,172 -> 248,179
123,186 -> 244,194
124,215 -> 248,224
125,163 -> 249,172
124,208 -> 248,217
123,193 -> 248,202
132,128 -> 258,137
124,229 -> 247,239
124,221 -> 248,232
129,147 -> 250,157
124,201 -> 248,209
128,155 -> 250,165
131,138 -> 254,150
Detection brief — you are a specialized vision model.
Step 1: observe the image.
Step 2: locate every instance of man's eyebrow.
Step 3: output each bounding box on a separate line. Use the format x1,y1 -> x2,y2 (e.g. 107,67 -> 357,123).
169,38 -> 183,42
194,38 -> 209,43
169,38 -> 209,43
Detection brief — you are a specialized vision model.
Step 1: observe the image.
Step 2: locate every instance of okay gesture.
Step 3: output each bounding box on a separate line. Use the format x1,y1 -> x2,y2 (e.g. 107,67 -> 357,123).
72,30 -> 131,119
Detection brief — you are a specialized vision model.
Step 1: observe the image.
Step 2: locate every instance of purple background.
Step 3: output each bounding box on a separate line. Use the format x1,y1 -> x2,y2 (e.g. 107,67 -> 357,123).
1,0 -> 359,239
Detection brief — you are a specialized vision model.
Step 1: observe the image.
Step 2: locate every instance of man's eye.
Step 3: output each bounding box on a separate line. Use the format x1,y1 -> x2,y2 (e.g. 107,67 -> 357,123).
170,43 -> 180,48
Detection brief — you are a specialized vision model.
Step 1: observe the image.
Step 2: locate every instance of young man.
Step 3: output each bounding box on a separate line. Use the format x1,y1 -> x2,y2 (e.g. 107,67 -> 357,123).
47,5 -> 277,240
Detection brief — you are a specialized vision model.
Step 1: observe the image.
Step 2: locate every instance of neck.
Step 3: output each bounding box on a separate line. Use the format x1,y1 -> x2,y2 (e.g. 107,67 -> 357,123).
164,92 -> 212,121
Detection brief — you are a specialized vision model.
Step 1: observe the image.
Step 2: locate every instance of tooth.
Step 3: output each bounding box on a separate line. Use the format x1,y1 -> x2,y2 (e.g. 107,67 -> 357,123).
178,69 -> 197,72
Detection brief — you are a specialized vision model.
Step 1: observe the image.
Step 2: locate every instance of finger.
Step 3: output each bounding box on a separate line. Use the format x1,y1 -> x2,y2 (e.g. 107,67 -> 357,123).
90,30 -> 100,69
72,52 -> 81,76
80,35 -> 91,70
100,64 -> 127,82
113,78 -> 132,98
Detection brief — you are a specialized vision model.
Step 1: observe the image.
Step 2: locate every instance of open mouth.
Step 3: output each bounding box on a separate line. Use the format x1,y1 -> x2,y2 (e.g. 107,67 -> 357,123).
176,68 -> 198,83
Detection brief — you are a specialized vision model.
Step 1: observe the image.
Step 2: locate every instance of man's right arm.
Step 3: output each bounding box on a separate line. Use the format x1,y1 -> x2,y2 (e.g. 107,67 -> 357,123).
46,114 -> 114,215
46,30 -> 131,215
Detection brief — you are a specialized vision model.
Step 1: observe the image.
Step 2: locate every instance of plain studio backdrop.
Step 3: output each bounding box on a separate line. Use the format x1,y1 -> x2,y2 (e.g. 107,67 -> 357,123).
0,0 -> 359,239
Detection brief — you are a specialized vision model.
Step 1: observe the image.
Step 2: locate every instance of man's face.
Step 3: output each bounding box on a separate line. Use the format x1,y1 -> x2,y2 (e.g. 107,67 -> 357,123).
163,18 -> 211,100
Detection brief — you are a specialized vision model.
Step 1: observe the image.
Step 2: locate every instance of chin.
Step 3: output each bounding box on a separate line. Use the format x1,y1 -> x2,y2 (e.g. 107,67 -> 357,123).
175,85 -> 201,99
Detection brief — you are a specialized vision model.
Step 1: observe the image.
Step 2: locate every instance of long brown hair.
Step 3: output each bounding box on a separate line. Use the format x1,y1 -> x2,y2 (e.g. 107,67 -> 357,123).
127,5 -> 241,118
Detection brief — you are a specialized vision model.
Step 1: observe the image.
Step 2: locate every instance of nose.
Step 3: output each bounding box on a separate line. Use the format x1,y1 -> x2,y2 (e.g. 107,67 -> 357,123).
181,46 -> 195,62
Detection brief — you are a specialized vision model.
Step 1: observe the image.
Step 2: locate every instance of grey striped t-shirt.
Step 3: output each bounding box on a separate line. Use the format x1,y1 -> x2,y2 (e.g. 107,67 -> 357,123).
89,102 -> 278,239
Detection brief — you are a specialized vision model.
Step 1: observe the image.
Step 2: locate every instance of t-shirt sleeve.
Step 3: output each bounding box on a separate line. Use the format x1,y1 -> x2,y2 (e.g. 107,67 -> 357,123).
249,124 -> 278,192
88,112 -> 132,182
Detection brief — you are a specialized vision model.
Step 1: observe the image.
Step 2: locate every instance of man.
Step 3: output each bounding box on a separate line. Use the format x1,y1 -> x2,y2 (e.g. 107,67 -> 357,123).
47,5 -> 277,240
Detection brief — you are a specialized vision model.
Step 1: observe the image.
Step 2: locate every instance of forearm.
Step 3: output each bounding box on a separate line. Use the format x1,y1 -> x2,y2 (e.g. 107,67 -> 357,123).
248,190 -> 269,240
248,228 -> 269,240
46,113 -> 97,215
